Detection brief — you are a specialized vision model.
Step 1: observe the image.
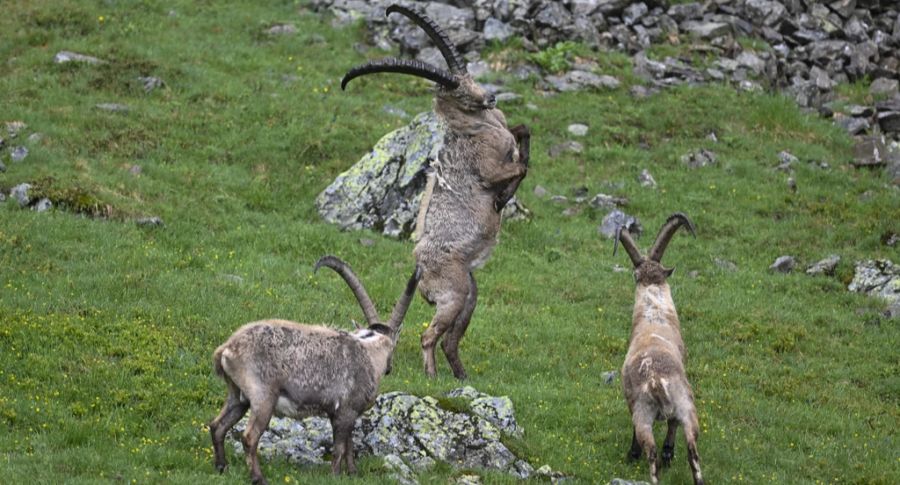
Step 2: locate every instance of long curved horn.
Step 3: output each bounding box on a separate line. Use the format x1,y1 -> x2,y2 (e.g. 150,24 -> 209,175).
341,58 -> 459,90
648,212 -> 697,263
387,265 -> 422,334
386,4 -> 465,73
614,225 -> 644,267
314,255 -> 380,326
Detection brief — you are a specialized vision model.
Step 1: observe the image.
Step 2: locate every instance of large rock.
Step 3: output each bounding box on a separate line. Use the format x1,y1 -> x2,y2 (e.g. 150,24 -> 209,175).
316,112 -> 442,238
228,389 -> 534,479
848,260 -> 900,312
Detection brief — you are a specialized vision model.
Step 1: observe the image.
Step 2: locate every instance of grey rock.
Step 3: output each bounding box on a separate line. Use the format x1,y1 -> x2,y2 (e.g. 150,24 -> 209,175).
567,123 -> 589,136
736,51 -> 766,76
358,238 -> 375,247
610,479 -> 651,485
27,133 -> 42,143
776,150 -> 798,171
848,260 -> 900,309
229,389 -> 535,478
500,196 -> 531,222
383,454 -> 418,485
129,164 -> 142,176
265,23 -> 297,35
5,121 -> 26,138
467,60 -> 491,80
836,116 -> 870,135
95,103 -> 129,113
137,76 -> 164,92
588,193 -> 628,209
456,474 -> 482,485
877,111 -> 900,134
550,195 -> 569,204
852,135 -> 890,168
682,21 -> 731,39
870,78 -> 899,97
220,274 -> 245,285
599,209 -> 642,239
10,146 -> 28,162
806,255 -> 841,276
809,66 -> 835,90
10,183 -> 32,207
715,257 -> 738,272
570,0 -> 603,16
595,0 -> 631,15
533,185 -> 548,198
847,105 -> 874,117
601,370 -> 618,385
546,70 -> 620,92
638,168 -> 656,188
136,216 -> 164,227
548,141 -> 584,157
667,2 -> 704,22
32,198 -> 52,212
681,149 -> 717,169
316,112 -> 441,239
483,17 -> 514,42
446,386 -> 523,438
622,2 -> 648,26
54,51 -> 105,65
787,176 -> 797,192
769,255 -> 796,273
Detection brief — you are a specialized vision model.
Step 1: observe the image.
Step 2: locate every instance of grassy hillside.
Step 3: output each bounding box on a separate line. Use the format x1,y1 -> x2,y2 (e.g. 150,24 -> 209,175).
1,1 -> 898,484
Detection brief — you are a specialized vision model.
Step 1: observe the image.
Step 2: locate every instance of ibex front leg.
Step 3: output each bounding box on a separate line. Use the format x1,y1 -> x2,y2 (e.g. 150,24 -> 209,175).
494,124 -> 530,212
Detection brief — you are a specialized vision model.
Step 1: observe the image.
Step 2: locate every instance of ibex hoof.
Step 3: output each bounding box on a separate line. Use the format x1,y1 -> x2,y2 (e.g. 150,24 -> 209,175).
215,463 -> 227,474
661,448 -> 675,467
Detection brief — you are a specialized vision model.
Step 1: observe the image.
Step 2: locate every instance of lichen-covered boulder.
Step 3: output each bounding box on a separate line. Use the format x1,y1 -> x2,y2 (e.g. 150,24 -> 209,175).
228,389 -> 535,481
316,112 -> 442,239
316,111 -> 529,238
848,260 -> 900,316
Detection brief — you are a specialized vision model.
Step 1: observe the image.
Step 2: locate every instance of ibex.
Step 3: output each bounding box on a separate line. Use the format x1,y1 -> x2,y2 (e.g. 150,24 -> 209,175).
342,4 -> 530,379
614,213 -> 704,485
208,255 -> 420,484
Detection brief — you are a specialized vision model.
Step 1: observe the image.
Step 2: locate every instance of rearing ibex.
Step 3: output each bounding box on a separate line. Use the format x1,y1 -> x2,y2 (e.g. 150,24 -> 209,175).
342,4 -> 530,379
614,213 -> 704,485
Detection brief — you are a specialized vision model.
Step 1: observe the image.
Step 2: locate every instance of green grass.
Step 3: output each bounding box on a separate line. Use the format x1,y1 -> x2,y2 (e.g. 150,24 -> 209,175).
2,1 -> 899,484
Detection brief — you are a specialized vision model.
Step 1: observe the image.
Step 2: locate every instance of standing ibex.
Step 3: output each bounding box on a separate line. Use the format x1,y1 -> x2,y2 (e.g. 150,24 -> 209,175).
342,4 -> 530,379
208,256 -> 420,484
614,213 -> 704,485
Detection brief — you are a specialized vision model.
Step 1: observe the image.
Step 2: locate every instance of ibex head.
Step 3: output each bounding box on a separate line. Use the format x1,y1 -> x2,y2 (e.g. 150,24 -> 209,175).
341,4 -> 495,113
614,213 -> 696,285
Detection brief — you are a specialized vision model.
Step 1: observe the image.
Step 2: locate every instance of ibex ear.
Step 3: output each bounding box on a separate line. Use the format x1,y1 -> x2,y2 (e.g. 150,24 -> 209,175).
665,267 -> 676,278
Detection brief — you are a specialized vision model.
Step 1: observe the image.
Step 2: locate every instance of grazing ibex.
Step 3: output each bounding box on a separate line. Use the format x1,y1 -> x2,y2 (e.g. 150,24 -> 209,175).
614,213 -> 704,485
342,4 -> 530,379
208,256 -> 420,484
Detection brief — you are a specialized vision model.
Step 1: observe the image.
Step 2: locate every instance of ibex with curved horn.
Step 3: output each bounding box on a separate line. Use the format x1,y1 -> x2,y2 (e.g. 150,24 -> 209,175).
614,213 -> 704,485
209,256 -> 420,484
342,4 -> 530,379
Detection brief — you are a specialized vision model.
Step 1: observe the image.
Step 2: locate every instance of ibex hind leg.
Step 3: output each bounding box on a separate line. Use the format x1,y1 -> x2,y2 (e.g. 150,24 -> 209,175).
209,378 -> 249,473
681,408 -> 704,485
661,418 -> 678,468
441,272 -> 477,380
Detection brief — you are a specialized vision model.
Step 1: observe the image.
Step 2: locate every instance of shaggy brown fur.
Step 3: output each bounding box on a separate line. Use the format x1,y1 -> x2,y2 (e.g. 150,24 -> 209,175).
615,213 -> 704,485
342,5 -> 529,379
208,256 -> 419,484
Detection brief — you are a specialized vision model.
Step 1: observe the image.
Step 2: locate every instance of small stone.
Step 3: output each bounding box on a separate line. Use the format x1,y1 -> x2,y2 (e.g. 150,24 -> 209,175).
638,169 -> 656,188
533,185 -> 548,198
54,51 -> 105,65
10,146 -> 28,162
265,23 -> 297,35
601,371 -> 618,385
95,103 -> 129,113
136,216 -> 164,227
852,136 -> 889,168
836,116 -> 870,135
10,183 -> 32,207
706,132 -> 718,143
129,165 -> 142,176
610,479 -> 651,485
715,257 -> 738,272
599,209 -> 642,239
359,238 -> 375,247
483,17 -> 514,42
769,255 -> 796,273
870,78 -> 899,97
688,270 -> 700,278
220,274 -> 244,285
27,133 -> 42,143
32,198 -> 52,212
567,123 -> 589,136
777,151 -> 799,171
806,255 -> 841,276
467,60 -> 491,79
548,141 -> 584,157
550,195 -> 568,204
588,193 -> 628,209
787,176 -> 797,192
562,206 -> 581,217
383,454 -> 418,485
456,474 -> 482,485
5,121 -> 26,138
137,76 -> 164,93
681,148 -> 717,168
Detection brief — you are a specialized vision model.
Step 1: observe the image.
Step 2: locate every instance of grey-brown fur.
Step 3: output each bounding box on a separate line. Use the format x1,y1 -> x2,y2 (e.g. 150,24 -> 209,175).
208,256 -> 420,484
615,213 -> 704,485
342,4 -> 529,379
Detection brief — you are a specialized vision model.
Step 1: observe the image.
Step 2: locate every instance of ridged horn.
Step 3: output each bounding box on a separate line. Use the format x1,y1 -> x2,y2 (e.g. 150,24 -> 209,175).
648,213 -> 697,263
314,255 -> 380,326
387,265 -> 422,335
386,4 -> 465,73
614,225 -> 644,268
341,58 -> 459,90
